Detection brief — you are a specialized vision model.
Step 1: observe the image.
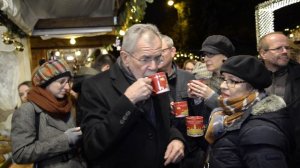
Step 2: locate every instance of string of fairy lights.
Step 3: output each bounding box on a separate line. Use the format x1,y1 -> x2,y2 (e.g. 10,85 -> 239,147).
255,0 -> 300,43
2,0 -> 299,55
284,25 -> 300,41
174,52 -> 201,61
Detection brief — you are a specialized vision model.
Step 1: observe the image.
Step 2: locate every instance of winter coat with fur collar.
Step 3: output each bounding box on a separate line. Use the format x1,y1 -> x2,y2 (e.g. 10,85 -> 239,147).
208,94 -> 295,168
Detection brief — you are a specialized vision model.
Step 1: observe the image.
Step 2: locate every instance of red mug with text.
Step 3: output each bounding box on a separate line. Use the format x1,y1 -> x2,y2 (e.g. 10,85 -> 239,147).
148,72 -> 170,95
186,116 -> 204,137
172,101 -> 189,118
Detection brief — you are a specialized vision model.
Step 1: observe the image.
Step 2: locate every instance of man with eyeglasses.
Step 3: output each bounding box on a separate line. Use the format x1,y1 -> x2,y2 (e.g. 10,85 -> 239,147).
258,32 -> 300,102
158,35 -> 207,168
78,24 -> 185,168
258,32 -> 300,166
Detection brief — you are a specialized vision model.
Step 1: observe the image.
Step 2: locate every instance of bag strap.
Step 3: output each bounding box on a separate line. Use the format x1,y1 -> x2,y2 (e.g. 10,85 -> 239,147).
29,102 -> 40,168
29,102 -> 40,140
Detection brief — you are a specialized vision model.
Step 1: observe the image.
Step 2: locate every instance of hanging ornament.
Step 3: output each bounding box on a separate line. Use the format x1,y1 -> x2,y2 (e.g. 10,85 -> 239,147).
14,40 -> 24,52
2,31 -> 14,44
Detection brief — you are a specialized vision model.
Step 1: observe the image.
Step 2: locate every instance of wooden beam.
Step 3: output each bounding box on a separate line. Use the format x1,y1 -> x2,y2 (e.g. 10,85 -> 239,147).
30,35 -> 116,49
34,17 -> 116,29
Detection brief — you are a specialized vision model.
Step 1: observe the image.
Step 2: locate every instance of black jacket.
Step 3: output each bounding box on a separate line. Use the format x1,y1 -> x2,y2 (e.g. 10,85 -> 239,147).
283,61 -> 300,167
78,63 -> 184,168
167,65 -> 208,168
209,95 -> 295,168
284,61 -> 300,105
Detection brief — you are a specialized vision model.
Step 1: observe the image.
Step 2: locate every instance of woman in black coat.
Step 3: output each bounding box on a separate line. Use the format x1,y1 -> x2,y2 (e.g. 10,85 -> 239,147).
190,55 -> 295,168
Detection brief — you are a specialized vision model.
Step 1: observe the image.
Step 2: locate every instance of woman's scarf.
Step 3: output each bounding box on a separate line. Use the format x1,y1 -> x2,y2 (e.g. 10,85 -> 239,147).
27,86 -> 72,118
205,91 -> 260,144
219,91 -> 259,115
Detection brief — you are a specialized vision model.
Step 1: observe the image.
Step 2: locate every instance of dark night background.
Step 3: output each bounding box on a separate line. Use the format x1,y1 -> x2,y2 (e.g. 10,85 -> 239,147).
143,0 -> 300,56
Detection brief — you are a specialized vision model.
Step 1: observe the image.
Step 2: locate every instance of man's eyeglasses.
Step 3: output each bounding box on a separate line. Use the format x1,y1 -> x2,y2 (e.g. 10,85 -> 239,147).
220,77 -> 246,88
162,47 -> 172,54
265,46 -> 291,52
125,51 -> 163,65
203,52 -> 216,58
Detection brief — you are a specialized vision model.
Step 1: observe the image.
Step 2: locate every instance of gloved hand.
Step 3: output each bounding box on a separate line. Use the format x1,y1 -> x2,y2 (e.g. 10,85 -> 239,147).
64,127 -> 82,146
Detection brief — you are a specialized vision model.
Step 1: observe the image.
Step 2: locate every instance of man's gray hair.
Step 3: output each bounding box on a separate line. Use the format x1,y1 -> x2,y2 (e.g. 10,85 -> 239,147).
160,34 -> 174,48
121,24 -> 161,53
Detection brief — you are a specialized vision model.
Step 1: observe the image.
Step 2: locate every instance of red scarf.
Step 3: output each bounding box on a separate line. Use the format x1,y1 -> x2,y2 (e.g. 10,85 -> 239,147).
27,87 -> 72,118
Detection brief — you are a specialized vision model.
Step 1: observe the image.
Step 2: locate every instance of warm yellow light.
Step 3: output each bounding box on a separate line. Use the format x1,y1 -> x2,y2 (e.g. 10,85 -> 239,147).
70,38 -> 76,45
87,57 -> 93,62
119,30 -> 126,36
101,48 -> 108,54
55,51 -> 60,56
75,50 -> 81,56
167,0 -> 174,6
66,55 -> 74,61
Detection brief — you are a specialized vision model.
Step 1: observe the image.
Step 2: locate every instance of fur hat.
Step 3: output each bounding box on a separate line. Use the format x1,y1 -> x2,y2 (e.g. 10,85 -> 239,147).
200,35 -> 235,57
32,59 -> 72,87
220,55 -> 272,90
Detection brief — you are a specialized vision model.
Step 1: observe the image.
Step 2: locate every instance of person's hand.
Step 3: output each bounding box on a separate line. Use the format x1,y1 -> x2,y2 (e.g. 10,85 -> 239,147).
164,139 -> 184,166
124,78 -> 153,104
64,127 -> 82,145
187,80 -> 214,99
0,134 -> 11,154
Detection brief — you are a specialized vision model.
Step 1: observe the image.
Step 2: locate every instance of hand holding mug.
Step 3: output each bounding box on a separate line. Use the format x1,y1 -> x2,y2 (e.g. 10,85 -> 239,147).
124,78 -> 153,104
187,80 -> 213,99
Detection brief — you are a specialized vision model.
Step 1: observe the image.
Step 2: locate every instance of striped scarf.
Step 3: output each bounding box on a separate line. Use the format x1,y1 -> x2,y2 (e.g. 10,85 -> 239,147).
205,91 -> 260,144
219,91 -> 260,115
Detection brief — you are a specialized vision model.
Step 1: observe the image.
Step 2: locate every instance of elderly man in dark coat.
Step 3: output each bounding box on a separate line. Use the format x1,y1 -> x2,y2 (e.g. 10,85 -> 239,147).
78,24 -> 185,168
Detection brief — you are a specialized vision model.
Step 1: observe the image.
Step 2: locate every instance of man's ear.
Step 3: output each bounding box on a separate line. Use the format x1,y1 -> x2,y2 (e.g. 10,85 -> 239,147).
259,49 -> 267,60
171,47 -> 176,58
120,51 -> 130,66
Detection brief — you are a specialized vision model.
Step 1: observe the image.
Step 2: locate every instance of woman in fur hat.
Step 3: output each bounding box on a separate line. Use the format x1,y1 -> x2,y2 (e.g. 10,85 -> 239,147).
200,55 -> 294,168
11,59 -> 86,168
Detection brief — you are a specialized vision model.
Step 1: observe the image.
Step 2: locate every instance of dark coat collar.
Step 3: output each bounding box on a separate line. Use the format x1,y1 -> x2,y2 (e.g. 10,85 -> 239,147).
109,63 -> 131,95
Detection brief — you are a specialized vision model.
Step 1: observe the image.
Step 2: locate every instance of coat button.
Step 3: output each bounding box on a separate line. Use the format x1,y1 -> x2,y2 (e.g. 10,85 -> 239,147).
125,111 -> 131,116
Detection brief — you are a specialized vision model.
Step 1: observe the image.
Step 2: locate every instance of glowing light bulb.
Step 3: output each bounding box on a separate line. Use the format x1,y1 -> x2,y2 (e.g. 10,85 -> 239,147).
119,30 -> 126,36
75,50 -> 81,56
167,0 -> 174,6
70,38 -> 76,45
55,51 -> 60,56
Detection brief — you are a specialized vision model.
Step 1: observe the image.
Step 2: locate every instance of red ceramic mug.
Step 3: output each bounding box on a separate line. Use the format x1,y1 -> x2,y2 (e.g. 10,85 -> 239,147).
172,101 -> 189,118
148,72 -> 170,95
186,116 -> 204,137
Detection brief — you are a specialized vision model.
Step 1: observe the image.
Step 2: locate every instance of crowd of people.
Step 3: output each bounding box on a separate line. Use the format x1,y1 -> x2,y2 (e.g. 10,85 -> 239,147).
1,23 -> 300,168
